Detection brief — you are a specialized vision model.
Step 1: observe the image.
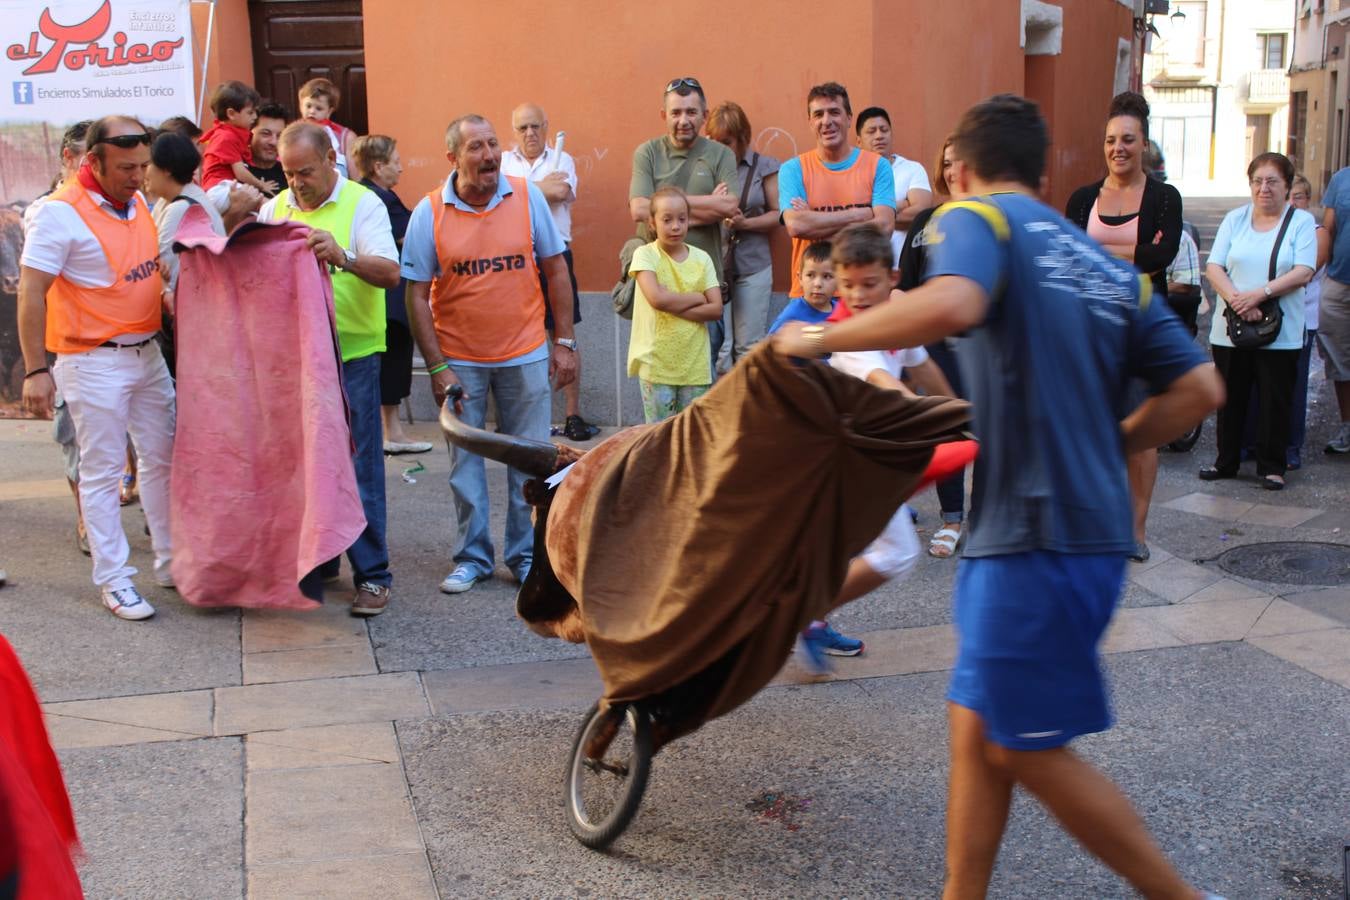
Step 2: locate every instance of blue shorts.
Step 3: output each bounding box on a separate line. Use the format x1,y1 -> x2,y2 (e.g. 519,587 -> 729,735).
947,550 -> 1125,750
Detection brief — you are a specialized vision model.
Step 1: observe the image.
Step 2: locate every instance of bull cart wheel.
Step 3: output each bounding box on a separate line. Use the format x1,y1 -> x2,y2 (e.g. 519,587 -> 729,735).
565,701 -> 652,849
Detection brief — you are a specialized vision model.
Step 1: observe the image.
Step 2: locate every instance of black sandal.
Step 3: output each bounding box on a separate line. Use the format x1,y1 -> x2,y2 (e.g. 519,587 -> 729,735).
1198,466 -> 1236,481
1262,475 -> 1285,491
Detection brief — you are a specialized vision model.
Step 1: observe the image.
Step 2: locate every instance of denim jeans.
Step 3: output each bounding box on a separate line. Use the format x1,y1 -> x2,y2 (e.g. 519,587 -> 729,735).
448,358 -> 551,577
715,265 -> 773,375
1289,329 -> 1317,455
336,353 -> 391,587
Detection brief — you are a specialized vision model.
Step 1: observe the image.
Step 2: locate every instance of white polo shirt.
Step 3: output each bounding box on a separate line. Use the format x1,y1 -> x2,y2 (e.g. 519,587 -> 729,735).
256,172 -> 399,262
22,184 -> 148,287
890,154 -> 932,265
500,145 -> 577,243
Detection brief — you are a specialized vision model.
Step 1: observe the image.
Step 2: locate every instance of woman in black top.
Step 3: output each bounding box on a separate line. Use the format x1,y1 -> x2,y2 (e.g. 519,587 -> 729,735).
352,135 -> 430,454
1064,92 -> 1183,564
897,136 -> 969,559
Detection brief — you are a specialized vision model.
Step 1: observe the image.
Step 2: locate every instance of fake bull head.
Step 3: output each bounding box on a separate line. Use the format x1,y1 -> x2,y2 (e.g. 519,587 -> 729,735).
439,390 -> 611,643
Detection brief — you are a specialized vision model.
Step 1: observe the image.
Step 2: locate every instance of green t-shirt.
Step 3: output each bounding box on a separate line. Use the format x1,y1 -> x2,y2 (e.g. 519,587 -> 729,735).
627,241 -> 718,385
629,135 -> 738,284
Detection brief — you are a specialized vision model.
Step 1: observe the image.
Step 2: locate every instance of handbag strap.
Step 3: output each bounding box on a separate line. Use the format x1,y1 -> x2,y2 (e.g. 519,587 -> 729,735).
1268,205 -> 1295,282
738,152 -> 758,210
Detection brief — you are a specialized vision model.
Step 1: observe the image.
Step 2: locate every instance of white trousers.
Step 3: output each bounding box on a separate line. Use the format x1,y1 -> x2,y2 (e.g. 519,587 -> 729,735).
860,503 -> 922,581
53,342 -> 175,590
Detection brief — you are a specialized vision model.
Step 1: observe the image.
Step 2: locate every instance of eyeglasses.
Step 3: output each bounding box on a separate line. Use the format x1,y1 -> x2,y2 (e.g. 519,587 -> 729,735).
1250,177 -> 1284,188
92,133 -> 152,149
665,77 -> 703,94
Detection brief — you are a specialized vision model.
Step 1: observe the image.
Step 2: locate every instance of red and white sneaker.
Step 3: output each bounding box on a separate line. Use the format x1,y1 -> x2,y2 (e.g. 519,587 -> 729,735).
101,586 -> 156,621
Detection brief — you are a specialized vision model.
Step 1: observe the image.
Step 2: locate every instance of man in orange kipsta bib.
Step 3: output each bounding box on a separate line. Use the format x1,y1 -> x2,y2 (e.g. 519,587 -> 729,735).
18,116 -> 173,622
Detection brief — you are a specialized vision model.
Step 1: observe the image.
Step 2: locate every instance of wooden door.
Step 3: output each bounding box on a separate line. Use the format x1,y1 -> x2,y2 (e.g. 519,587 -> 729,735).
248,0 -> 367,135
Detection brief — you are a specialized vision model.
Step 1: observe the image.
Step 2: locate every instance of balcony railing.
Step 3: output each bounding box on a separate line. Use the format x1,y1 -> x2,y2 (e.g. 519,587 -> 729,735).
1247,68 -> 1291,104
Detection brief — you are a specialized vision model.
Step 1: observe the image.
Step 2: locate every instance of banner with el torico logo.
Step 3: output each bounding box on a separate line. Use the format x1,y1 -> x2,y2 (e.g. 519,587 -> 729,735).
0,0 -> 193,409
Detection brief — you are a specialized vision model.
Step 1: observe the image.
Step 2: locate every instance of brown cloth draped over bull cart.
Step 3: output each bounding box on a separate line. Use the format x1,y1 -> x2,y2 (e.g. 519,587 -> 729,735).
443,343 -> 971,745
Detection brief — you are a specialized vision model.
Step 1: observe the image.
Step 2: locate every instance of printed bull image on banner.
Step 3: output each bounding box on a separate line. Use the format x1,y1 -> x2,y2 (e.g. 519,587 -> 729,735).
0,0 -> 194,413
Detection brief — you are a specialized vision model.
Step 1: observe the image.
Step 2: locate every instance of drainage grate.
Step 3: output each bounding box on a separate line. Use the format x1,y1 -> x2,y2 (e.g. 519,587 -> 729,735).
1215,541 -> 1350,587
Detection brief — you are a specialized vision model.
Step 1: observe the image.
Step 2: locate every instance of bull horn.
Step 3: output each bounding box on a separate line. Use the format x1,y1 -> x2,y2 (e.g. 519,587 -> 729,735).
438,391 -> 560,478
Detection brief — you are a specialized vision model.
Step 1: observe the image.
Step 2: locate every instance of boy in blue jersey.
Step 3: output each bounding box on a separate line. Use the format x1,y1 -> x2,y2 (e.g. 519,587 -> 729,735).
774,95 -> 1225,899
769,240 -> 837,333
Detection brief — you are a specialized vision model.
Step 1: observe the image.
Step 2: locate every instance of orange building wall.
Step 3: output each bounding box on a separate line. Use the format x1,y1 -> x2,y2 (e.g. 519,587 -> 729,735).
192,0 -> 253,122
268,0 -> 1135,291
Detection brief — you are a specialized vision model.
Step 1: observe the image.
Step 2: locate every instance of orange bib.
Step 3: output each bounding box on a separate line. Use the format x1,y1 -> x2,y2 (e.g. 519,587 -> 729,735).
789,150 -> 882,295
45,183 -> 161,354
427,176 -> 546,363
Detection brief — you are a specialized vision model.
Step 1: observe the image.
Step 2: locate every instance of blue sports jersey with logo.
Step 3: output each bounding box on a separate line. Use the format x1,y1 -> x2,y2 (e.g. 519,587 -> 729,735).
923,193 -> 1204,557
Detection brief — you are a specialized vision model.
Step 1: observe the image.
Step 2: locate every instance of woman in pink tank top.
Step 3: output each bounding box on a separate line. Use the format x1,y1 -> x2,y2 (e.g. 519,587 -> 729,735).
1065,92 -> 1185,565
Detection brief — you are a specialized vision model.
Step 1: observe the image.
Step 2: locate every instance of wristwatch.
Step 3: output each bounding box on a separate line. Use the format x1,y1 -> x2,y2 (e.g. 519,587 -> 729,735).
341,248 -> 357,270
1263,285 -> 1273,298
555,338 -> 578,352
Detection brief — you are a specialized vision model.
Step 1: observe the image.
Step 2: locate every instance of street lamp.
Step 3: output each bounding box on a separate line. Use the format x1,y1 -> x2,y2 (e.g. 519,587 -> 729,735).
1171,7 -> 1186,26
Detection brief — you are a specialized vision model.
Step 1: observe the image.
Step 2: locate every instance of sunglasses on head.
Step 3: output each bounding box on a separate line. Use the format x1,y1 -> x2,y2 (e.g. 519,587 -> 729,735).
665,77 -> 702,94
92,133 -> 152,149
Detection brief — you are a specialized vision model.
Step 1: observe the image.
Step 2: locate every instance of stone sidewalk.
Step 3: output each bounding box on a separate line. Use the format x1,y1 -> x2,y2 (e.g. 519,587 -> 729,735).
2,396 -> 1349,896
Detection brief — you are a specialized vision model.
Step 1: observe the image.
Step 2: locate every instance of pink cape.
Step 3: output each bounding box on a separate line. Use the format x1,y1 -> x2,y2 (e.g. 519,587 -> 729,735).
169,209 -> 366,609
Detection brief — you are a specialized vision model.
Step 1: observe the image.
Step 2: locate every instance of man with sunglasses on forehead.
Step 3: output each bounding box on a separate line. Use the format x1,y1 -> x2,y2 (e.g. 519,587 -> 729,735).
630,77 -> 739,344
18,116 -> 175,621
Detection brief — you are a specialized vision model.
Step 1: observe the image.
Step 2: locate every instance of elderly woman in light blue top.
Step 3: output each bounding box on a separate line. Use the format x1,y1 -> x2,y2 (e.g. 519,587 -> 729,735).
1202,151 -> 1316,489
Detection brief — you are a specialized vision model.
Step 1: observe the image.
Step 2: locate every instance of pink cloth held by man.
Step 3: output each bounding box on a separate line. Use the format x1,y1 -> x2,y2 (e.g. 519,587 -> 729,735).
169,207 -> 365,609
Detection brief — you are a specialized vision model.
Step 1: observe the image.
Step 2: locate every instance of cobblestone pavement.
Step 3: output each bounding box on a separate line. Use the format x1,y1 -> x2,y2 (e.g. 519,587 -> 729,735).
2,195 -> 1347,897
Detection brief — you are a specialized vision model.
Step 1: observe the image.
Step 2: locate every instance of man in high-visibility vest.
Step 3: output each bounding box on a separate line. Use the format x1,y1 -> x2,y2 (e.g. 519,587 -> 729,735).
18,116 -> 173,621
257,121 -> 401,616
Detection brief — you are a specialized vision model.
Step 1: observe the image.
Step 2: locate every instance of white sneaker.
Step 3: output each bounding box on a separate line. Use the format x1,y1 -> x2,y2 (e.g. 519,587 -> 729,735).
102,586 -> 156,620
154,561 -> 175,589
439,565 -> 479,594
1326,422 -> 1350,454
384,439 -> 433,454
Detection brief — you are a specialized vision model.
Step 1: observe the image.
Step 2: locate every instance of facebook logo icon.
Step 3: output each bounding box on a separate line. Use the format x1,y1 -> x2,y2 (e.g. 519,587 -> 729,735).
12,82 -> 34,105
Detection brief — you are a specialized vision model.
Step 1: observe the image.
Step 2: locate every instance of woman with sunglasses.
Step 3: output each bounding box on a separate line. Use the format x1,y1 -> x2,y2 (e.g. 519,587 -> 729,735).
1202,153 -> 1316,489
1065,92 -> 1182,562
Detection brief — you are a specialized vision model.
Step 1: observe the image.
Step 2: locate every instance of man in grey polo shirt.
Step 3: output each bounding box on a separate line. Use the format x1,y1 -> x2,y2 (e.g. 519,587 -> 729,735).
630,77 -> 739,359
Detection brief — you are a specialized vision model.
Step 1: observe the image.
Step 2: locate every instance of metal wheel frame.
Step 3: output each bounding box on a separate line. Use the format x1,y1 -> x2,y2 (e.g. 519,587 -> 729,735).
564,701 -> 653,850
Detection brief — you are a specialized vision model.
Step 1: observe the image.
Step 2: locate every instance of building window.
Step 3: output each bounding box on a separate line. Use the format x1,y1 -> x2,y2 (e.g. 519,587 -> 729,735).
1258,33 -> 1287,70
1167,1 -> 1208,66
1289,91 -> 1308,169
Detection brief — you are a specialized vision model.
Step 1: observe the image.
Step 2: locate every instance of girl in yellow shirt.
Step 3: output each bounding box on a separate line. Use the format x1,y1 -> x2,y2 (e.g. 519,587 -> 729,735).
627,187 -> 724,422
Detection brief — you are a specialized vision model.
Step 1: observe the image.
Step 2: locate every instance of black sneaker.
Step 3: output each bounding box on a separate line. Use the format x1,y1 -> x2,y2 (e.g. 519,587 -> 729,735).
563,414 -> 600,441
